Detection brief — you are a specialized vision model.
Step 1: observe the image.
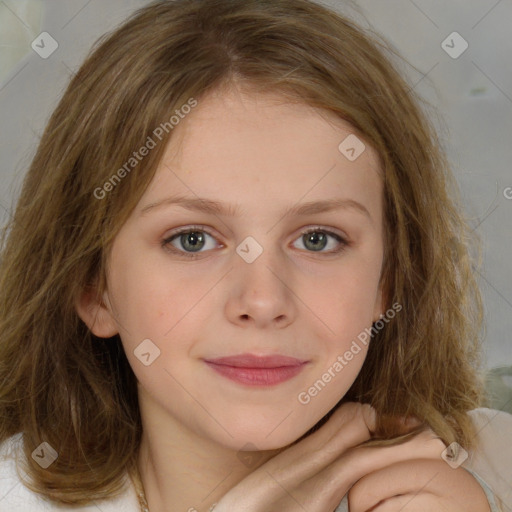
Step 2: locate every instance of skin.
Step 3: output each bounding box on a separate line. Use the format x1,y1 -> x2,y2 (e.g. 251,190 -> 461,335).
76,85 -> 489,511
213,402 -> 490,511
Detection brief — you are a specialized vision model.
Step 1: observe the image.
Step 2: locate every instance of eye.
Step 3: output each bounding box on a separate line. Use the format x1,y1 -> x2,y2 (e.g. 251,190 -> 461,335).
291,227 -> 348,254
161,226 -> 219,258
161,226 -> 349,259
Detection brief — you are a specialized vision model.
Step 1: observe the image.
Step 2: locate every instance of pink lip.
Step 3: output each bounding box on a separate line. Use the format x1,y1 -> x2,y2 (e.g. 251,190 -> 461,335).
203,353 -> 309,386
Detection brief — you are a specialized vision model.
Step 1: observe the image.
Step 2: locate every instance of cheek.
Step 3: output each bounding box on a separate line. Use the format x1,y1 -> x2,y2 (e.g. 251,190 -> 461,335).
307,260 -> 382,336
106,244 -> 191,342
295,269 -> 379,410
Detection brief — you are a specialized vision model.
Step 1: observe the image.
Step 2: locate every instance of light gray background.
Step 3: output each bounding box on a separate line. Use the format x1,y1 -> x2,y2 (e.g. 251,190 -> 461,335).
1,0 -> 510,368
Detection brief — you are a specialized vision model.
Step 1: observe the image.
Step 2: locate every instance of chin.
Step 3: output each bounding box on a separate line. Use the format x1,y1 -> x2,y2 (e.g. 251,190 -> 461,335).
207,421 -> 313,453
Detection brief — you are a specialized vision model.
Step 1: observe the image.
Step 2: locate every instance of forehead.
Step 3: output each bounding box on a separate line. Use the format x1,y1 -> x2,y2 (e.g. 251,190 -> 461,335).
137,87 -> 383,225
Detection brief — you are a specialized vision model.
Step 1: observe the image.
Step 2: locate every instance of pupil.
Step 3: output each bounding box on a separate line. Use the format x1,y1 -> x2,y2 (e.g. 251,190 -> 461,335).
179,232 -> 327,253
305,232 -> 326,251
182,232 -> 204,252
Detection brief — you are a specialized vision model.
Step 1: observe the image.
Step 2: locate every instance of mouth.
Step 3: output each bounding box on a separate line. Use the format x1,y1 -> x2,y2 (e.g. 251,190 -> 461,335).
203,353 -> 310,386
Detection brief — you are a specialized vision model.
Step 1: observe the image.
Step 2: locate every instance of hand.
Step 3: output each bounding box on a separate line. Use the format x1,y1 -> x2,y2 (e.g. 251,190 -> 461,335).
347,458 -> 491,512
214,402 -> 446,512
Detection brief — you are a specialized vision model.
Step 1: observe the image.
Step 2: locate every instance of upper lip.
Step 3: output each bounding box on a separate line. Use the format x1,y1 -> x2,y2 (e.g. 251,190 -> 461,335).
203,353 -> 309,368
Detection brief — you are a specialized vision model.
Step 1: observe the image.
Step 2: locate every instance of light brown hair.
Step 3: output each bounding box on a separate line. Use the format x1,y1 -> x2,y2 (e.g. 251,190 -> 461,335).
0,0 -> 488,504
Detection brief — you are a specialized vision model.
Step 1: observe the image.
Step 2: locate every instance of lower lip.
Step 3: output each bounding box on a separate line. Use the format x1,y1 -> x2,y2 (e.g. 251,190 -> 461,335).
204,362 -> 307,386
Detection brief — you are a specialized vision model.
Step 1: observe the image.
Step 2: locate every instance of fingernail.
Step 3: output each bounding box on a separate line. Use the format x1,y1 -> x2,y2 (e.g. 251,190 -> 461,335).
404,416 -> 421,427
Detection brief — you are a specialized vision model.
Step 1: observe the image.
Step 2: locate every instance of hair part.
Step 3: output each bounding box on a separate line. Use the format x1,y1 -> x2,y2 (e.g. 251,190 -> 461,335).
0,0 -> 487,504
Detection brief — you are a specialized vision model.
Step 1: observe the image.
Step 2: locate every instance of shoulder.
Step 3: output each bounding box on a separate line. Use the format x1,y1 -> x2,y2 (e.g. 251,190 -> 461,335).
463,407 -> 512,510
466,406 -> 512,459
0,433 -> 140,511
466,405 -> 512,425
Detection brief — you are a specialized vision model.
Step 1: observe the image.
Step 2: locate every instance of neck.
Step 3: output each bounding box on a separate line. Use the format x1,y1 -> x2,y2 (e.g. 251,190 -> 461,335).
135,387 -> 279,512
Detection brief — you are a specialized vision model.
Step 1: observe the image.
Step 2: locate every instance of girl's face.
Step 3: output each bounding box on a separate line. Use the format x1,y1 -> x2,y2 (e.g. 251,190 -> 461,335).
85,86 -> 385,451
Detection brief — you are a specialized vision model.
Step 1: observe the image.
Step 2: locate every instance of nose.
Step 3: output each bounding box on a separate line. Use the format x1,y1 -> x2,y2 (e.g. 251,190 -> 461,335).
224,246 -> 297,329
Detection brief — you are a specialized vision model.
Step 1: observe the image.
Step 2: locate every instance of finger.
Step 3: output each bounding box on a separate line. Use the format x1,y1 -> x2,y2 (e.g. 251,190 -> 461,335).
393,414 -> 423,434
369,493 -> 446,512
268,402 -> 378,473
348,459 -> 491,512
215,410 -> 432,512
349,459 -> 449,512
291,402 -> 421,458
215,403 -> 381,511
303,403 -> 419,456
264,403 -> 424,489
303,402 -> 378,449
310,428 -> 446,505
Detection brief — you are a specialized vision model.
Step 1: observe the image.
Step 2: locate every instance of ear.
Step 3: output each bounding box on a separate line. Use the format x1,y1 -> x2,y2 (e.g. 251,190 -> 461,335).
75,285 -> 119,338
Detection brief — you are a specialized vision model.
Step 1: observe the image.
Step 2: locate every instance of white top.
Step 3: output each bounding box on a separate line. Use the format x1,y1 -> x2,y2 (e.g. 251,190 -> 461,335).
1,408 -> 511,511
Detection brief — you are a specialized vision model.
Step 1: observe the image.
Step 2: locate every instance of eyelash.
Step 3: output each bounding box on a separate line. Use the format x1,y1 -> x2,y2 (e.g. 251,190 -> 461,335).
161,225 -> 349,259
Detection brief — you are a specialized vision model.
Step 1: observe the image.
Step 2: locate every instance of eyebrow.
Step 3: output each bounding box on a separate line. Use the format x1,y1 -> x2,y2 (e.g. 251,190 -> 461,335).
140,195 -> 372,220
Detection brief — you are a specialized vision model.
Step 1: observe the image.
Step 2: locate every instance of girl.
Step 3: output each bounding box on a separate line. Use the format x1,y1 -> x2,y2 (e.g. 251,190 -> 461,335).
0,0 -> 511,510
